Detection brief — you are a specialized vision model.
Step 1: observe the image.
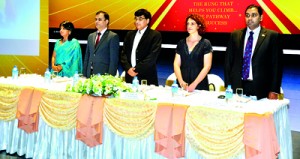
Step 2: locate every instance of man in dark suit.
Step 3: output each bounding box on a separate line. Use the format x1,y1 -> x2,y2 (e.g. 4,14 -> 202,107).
120,9 -> 162,86
83,11 -> 119,78
225,4 -> 283,100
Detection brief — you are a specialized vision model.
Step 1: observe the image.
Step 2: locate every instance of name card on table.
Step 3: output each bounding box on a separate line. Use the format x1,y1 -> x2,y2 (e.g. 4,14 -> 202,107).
119,92 -> 145,100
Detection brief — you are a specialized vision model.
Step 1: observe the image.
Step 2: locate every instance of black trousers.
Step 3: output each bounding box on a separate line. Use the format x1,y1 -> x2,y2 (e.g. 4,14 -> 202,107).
242,80 -> 255,96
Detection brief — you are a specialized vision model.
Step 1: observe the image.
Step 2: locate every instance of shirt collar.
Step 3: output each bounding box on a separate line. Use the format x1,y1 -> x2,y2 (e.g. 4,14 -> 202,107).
138,26 -> 147,35
97,28 -> 107,35
247,25 -> 261,36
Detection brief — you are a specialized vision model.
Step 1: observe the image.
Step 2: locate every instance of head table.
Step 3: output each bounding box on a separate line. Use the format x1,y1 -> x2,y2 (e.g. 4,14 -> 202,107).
0,75 -> 293,159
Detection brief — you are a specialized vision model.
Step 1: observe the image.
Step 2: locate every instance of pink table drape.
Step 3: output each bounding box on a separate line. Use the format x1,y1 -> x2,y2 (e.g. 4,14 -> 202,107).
17,87 -> 44,133
13,87 -> 282,158
244,113 -> 280,159
76,95 -> 105,147
154,103 -> 189,159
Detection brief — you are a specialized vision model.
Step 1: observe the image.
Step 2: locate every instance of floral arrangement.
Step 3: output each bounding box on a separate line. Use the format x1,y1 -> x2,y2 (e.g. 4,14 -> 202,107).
66,74 -> 132,97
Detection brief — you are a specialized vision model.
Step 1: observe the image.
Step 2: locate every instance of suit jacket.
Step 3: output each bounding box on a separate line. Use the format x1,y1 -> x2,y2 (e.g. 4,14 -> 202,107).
120,27 -> 162,85
83,30 -> 119,78
225,27 -> 283,99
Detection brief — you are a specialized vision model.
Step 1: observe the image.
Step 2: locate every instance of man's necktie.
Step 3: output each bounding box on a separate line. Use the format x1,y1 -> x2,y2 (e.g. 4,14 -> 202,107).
95,32 -> 101,48
242,31 -> 254,80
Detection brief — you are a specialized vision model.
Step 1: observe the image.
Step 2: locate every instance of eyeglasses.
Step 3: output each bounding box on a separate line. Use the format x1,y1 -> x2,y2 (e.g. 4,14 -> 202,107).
134,17 -> 146,21
60,27 -> 68,30
95,18 -> 106,21
245,13 -> 259,18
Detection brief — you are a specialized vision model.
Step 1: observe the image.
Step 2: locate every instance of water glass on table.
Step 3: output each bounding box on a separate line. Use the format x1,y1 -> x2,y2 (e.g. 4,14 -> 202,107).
19,67 -> 26,75
180,83 -> 189,96
141,79 -> 147,86
236,88 -> 243,97
140,79 -> 147,91
52,71 -> 58,79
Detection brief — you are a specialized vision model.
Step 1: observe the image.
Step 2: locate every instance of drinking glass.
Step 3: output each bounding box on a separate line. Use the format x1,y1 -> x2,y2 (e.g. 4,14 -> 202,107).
181,83 -> 188,96
52,71 -> 58,78
19,67 -> 26,75
236,88 -> 243,97
141,79 -> 147,86
141,79 -> 147,92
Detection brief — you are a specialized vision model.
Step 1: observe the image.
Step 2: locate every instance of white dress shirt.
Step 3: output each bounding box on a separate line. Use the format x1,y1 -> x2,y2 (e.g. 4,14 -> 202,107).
131,27 -> 147,67
244,26 -> 261,80
95,28 -> 107,43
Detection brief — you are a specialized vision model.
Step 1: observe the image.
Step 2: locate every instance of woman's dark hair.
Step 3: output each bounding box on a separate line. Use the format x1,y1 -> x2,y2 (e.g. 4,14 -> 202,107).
59,21 -> 75,41
185,14 -> 206,34
134,9 -> 152,26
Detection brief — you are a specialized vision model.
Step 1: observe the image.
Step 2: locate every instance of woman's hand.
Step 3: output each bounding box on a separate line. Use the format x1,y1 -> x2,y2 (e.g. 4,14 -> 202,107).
180,82 -> 188,91
52,65 -> 62,72
186,82 -> 197,92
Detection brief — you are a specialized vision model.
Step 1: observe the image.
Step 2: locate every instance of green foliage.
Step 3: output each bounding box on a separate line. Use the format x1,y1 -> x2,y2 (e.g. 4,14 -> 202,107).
66,74 -> 132,97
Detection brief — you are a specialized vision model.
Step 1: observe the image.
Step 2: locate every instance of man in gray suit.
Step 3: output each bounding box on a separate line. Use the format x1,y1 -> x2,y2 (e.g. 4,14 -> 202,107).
225,4 -> 283,100
83,11 -> 119,78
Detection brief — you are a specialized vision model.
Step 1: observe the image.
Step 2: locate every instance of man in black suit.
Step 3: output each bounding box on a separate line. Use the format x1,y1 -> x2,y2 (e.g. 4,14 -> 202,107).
83,11 -> 119,78
120,9 -> 162,86
225,4 -> 283,100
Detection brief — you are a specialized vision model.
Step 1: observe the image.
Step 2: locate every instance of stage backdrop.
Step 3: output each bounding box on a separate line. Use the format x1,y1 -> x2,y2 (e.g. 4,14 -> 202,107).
0,0 -> 299,77
49,0 -> 300,34
0,0 -> 48,77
